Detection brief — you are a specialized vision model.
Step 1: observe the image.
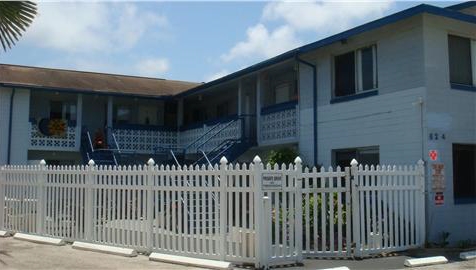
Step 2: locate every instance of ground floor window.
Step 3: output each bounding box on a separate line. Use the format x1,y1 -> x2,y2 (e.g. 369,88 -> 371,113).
453,144 -> 476,204
333,146 -> 379,168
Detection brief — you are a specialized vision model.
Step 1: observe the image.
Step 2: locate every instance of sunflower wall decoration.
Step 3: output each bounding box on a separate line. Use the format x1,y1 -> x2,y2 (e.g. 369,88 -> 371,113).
47,119 -> 67,137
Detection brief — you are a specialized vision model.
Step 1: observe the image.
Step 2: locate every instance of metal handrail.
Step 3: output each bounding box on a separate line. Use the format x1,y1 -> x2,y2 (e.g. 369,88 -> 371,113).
195,117 -> 241,152
183,117 -> 235,152
169,149 -> 180,167
85,131 -> 94,152
198,150 -> 213,168
106,127 -> 121,152
83,129 -> 118,166
194,138 -> 234,166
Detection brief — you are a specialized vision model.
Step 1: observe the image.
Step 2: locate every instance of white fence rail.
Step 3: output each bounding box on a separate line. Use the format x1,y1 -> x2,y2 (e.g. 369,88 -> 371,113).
0,157 -> 425,269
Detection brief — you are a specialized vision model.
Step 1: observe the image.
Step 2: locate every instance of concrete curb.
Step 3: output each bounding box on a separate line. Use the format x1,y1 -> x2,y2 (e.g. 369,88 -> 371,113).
72,241 -> 137,257
404,256 -> 448,267
460,250 -> 476,260
149,252 -> 231,269
0,230 -> 12,237
318,267 -> 350,270
13,233 -> 65,246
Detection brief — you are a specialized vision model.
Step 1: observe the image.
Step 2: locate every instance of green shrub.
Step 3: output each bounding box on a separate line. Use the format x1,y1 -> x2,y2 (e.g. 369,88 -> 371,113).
266,148 -> 298,166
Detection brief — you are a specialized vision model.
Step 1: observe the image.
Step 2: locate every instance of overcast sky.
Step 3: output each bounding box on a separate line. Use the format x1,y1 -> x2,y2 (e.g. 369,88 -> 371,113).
0,1 -> 456,83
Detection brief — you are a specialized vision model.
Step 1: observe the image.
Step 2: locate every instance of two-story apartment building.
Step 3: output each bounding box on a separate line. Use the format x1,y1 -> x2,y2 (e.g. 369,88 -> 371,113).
0,1 -> 475,243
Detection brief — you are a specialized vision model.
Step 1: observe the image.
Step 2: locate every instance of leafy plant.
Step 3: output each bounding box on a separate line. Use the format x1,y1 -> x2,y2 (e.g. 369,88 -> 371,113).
435,231 -> 451,248
0,1 -> 37,52
266,148 -> 298,166
457,239 -> 473,249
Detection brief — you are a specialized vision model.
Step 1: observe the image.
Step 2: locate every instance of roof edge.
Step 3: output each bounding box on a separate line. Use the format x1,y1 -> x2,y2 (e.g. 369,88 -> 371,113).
446,1 -> 476,11
0,82 -> 176,100
0,63 -> 200,85
178,3 -> 476,98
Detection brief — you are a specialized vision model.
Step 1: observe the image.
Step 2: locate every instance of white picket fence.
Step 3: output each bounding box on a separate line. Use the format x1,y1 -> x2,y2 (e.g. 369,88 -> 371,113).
0,157 -> 425,269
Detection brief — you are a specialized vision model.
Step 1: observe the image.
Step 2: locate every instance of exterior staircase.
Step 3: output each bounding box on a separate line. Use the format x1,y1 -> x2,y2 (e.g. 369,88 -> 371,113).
80,128 -> 117,166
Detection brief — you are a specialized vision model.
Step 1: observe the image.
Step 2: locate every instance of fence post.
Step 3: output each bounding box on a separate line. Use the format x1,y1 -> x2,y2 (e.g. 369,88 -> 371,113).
0,165 -> 5,230
219,156 -> 228,261
252,155 -> 265,269
85,159 -> 95,241
294,157 -> 303,263
350,159 -> 361,258
417,159 -> 425,246
262,196 -> 271,269
36,160 -> 47,235
146,158 -> 155,252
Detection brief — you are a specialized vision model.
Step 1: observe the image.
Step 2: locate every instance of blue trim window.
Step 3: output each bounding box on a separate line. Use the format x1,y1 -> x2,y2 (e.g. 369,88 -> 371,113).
333,45 -> 378,100
448,35 -> 476,89
453,144 -> 476,204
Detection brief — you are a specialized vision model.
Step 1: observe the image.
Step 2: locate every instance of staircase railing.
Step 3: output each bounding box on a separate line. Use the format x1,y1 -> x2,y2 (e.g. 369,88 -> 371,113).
182,116 -> 241,154
195,116 -> 242,153
106,127 -> 121,151
169,149 -> 181,167
81,129 -> 118,166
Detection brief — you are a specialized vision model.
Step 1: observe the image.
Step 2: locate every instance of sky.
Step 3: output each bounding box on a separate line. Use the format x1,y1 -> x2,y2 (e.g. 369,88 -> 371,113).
0,1 -> 459,83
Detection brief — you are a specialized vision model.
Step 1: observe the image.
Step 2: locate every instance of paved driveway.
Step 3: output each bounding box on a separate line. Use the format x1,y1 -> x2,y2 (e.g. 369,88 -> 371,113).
0,237 -> 474,269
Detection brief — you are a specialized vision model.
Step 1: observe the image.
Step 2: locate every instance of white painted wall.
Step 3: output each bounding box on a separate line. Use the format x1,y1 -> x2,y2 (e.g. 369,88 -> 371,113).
10,88 -> 31,164
0,87 -> 12,165
316,87 -> 425,166
298,63 -> 315,165
297,15 -> 426,167
422,14 -> 476,243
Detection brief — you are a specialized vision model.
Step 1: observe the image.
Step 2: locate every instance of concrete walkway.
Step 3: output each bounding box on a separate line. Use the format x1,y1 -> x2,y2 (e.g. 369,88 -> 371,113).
1,237 -> 474,269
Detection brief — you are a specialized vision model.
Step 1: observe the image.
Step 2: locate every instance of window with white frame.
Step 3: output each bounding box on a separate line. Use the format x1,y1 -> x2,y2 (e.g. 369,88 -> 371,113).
448,34 -> 476,87
334,45 -> 377,97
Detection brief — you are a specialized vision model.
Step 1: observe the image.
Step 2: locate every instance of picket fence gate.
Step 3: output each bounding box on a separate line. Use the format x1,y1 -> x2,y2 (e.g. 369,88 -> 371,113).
0,156 -> 425,269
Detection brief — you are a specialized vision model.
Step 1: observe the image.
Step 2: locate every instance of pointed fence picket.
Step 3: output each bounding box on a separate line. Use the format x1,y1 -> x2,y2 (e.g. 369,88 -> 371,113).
0,157 -> 425,269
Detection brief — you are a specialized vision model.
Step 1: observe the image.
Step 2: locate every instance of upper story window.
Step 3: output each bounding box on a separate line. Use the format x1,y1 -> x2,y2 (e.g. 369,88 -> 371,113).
448,35 -> 475,86
49,101 -> 76,121
334,45 -> 377,98
275,83 -> 290,104
116,105 -> 131,124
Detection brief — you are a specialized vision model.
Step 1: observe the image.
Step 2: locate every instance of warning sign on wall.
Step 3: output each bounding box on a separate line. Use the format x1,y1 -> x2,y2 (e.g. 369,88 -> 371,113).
431,163 -> 445,192
429,150 -> 438,161
435,192 -> 444,206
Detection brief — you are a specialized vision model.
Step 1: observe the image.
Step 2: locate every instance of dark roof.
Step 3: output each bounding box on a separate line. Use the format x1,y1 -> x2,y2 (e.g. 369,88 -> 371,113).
446,1 -> 476,11
0,64 -> 201,98
177,2 -> 476,98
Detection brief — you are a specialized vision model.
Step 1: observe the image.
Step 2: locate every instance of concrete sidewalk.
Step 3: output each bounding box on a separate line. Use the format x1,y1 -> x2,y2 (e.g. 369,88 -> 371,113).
1,237 -> 474,269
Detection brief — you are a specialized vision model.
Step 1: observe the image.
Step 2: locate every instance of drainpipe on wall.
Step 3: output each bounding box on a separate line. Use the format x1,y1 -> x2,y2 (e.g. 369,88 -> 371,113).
296,56 -> 318,166
7,88 -> 16,164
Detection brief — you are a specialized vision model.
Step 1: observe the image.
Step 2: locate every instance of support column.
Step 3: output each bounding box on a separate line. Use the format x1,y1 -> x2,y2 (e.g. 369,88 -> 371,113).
256,74 -> 262,146
107,96 -> 113,129
76,94 -> 83,150
106,96 -> 113,145
177,98 -> 184,128
237,80 -> 242,116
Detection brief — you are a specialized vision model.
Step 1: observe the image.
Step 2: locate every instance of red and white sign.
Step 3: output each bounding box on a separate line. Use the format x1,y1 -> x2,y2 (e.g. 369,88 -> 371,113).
429,150 -> 438,161
435,192 -> 444,205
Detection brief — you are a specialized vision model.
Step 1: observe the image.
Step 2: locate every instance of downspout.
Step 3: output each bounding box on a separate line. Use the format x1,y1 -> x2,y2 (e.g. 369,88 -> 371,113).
295,56 -> 318,166
7,88 -> 15,164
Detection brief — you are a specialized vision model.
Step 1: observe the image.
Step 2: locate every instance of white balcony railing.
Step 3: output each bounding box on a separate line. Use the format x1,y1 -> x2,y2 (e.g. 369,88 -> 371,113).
260,101 -> 298,145
30,122 -> 78,151
113,127 -> 178,154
